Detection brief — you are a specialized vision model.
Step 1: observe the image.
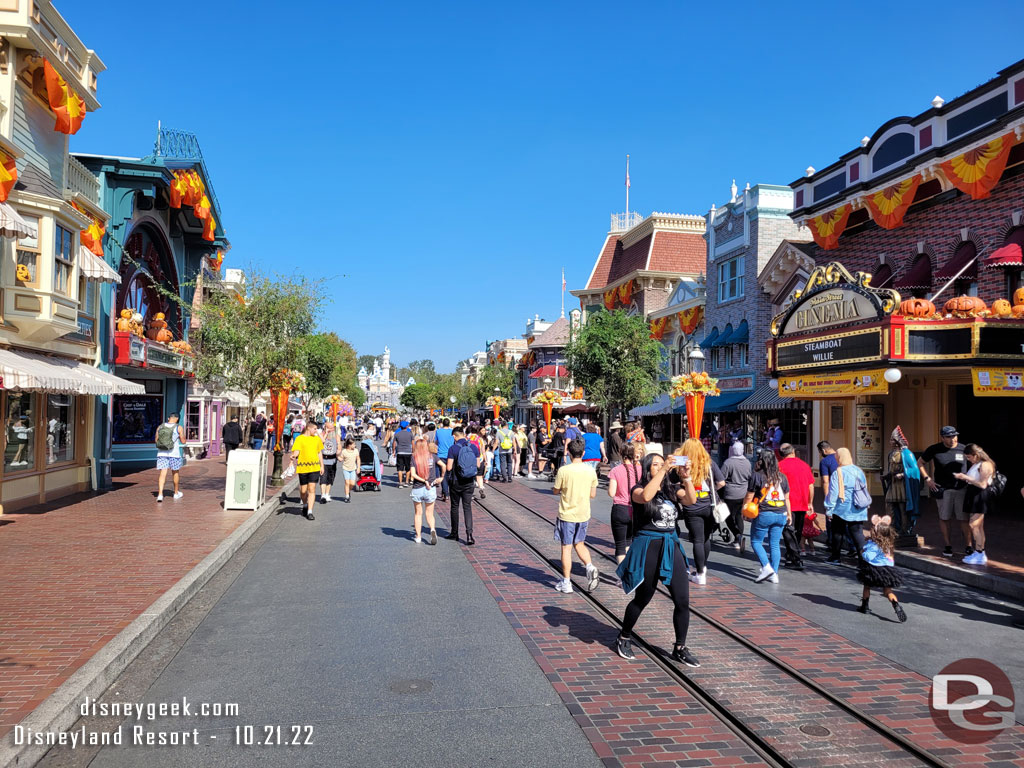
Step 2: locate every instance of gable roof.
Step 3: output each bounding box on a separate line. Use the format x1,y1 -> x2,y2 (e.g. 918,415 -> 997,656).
584,217 -> 706,291
585,234 -> 621,290
648,231 -> 705,274
529,316 -> 569,348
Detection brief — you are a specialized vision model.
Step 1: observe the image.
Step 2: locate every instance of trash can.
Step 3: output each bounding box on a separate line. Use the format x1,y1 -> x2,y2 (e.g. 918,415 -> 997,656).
95,458 -> 114,490
225,449 -> 268,511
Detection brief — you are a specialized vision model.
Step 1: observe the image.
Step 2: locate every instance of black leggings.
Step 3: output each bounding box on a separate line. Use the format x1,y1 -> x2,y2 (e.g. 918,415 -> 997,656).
724,497 -> 745,539
830,516 -> 866,560
620,538 -> 690,645
610,504 -> 633,557
684,510 -> 714,573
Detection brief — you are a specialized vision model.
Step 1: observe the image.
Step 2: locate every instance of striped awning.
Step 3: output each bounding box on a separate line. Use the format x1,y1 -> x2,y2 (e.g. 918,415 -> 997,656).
0,202 -> 37,239
78,245 -> 121,283
0,348 -> 144,394
629,392 -> 673,417
738,383 -> 811,412
673,389 -> 751,414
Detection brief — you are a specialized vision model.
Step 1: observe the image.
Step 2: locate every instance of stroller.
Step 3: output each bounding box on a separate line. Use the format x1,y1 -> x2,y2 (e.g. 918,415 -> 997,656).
356,438 -> 382,492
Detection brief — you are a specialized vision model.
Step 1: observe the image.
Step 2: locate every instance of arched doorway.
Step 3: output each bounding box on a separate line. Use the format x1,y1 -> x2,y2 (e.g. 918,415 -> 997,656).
117,225 -> 180,334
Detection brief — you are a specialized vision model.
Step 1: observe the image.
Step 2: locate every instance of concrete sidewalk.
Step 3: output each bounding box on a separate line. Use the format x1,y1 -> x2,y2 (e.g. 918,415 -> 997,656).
0,455 -> 289,752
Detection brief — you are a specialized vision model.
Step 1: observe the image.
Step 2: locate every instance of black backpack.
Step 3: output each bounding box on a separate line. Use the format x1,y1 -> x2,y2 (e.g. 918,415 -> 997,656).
990,470 -> 1008,497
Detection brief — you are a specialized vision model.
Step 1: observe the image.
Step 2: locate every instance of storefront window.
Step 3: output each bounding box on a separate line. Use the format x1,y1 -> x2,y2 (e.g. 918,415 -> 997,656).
738,343 -> 749,367
16,214 -> 40,285
5,392 -> 35,471
46,395 -> 75,464
185,400 -> 201,442
54,225 -> 75,296
1006,269 -> 1023,296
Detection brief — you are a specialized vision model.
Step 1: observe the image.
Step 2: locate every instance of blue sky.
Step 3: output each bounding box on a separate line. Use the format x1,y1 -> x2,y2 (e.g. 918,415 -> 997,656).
65,1 -> 1024,371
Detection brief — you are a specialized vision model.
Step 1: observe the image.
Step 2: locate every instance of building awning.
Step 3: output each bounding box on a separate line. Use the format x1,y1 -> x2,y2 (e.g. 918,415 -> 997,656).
894,254 -> 932,290
723,320 -> 749,345
985,243 -> 1023,269
529,364 -> 568,379
0,348 -> 144,395
698,327 -> 720,349
78,245 -> 121,283
673,389 -> 750,415
629,393 -> 672,417
935,245 -> 977,281
0,202 -> 37,239
738,383 -> 811,411
712,324 -> 733,347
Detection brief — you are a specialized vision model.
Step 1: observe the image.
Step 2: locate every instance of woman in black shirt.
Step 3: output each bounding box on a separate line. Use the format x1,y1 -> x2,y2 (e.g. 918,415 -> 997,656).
671,439 -> 725,586
615,452 -> 700,668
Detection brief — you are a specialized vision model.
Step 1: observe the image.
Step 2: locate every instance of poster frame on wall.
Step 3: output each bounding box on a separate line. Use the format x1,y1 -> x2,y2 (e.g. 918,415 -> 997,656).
855,403 -> 883,472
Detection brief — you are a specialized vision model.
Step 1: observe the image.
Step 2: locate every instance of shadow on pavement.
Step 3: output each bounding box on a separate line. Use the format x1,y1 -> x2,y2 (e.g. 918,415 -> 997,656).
381,526 -> 416,541
542,605 -> 616,646
500,560 -> 559,587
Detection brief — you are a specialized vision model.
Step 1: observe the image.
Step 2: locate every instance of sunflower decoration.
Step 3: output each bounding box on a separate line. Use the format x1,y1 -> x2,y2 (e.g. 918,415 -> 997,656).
531,390 -> 563,405
669,371 -> 721,398
485,395 -> 509,408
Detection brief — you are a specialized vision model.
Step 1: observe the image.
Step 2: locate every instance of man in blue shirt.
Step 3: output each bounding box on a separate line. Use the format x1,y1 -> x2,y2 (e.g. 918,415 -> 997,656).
817,440 -> 844,562
434,418 -> 455,501
446,426 -> 481,545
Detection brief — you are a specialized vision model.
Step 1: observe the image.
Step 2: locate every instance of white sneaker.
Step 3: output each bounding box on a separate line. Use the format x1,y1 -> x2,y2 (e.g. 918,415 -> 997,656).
754,564 -> 775,583
768,573 -> 779,584
156,495 -> 163,503
528,473 -> 537,479
413,536 -> 422,544
696,568 -> 707,586
324,494 -> 332,502
586,564 -> 600,592
173,492 -> 183,500
556,578 -> 574,593
964,551 -> 988,565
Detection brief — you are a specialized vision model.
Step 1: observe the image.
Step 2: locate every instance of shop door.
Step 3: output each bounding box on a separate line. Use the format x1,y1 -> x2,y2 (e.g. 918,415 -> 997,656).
954,386 -> 1022,513
210,402 -> 222,456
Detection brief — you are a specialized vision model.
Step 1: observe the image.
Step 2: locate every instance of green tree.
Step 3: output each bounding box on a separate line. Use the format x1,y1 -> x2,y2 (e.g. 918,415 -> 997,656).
400,383 -> 432,410
297,332 -> 361,411
563,309 -> 666,415
473,364 -> 515,405
194,273 -> 324,432
357,354 -> 377,373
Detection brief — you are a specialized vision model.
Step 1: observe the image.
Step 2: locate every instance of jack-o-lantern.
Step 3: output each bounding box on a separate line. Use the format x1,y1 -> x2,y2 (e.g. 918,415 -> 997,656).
116,308 -> 133,332
1013,304 -> 1024,318
146,312 -> 174,343
944,295 -> 988,318
15,263 -> 31,282
898,298 -> 936,317
1014,286 -> 1024,306
991,299 -> 1013,317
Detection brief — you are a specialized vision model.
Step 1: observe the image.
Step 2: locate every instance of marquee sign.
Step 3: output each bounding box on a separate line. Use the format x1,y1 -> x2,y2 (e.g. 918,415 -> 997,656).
775,328 -> 884,370
771,262 -> 899,338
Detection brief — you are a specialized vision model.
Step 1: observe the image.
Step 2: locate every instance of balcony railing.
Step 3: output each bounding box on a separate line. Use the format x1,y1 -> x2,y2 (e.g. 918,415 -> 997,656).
66,155 -> 99,204
610,211 -> 644,233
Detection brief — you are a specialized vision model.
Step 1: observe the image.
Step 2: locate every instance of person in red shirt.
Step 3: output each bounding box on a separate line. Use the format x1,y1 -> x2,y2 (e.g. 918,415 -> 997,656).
778,443 -> 816,569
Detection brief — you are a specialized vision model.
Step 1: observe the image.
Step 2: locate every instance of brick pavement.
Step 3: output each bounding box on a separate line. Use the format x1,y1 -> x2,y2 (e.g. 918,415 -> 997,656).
0,457 -> 285,740
478,480 -> 1024,767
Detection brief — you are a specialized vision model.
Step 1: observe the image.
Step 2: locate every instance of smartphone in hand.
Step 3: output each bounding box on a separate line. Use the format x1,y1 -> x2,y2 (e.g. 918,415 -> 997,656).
671,455 -> 690,467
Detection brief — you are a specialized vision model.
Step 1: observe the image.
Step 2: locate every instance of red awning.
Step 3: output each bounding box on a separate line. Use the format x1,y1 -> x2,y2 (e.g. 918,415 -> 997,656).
530,364 -> 568,379
935,244 -> 977,281
985,243 -> 1023,269
894,255 -> 933,290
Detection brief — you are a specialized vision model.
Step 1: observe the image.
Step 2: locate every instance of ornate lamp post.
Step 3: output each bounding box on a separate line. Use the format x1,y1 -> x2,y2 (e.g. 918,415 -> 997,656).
688,347 -> 705,374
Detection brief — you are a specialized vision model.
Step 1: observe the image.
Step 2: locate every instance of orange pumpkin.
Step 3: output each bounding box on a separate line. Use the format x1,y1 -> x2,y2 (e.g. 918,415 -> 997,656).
1013,304 -> 1024,318
991,299 -> 1013,317
116,308 -> 133,332
943,295 -> 988,318
1014,286 -> 1024,306
155,328 -> 174,343
898,298 -> 936,317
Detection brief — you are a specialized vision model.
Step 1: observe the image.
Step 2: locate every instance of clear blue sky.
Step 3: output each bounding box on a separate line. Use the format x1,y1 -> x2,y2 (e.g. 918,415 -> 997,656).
64,1 -> 1024,371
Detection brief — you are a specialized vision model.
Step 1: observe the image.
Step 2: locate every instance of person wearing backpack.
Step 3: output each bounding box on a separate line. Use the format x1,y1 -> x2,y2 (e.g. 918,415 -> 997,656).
445,426 -> 481,544
954,444 -> 999,566
154,412 -> 186,502
496,419 -> 515,483
824,447 -> 870,563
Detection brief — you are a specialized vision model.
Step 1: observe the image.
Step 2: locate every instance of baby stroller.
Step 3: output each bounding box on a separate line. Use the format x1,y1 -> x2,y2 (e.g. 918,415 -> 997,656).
356,438 -> 382,492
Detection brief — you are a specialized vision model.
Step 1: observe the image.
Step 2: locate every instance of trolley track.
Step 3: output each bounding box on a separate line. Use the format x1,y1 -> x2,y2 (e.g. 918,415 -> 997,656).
474,481 -> 960,768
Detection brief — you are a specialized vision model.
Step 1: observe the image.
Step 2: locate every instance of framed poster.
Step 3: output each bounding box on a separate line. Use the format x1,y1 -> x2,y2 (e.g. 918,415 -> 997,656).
830,404 -> 844,430
855,404 -> 883,471
112,395 -> 164,444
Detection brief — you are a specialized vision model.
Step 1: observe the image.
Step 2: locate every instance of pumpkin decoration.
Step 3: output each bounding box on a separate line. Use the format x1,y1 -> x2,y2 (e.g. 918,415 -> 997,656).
991,299 -> 1013,318
169,340 -> 193,355
146,312 -> 174,343
898,298 -> 936,317
1013,304 -> 1024,319
116,308 -> 133,332
943,295 -> 988,319
15,263 -> 31,282
128,310 -> 145,338
1014,286 -> 1024,306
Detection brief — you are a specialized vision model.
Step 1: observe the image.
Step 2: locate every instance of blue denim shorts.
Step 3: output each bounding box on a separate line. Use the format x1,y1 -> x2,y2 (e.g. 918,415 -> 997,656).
410,486 -> 437,504
554,519 -> 589,545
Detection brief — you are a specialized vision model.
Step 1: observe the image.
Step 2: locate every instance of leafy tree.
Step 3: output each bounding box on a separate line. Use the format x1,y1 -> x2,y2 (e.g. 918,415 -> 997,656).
473,364 -> 515,405
563,309 -> 666,415
357,354 -> 377,373
297,332 -> 361,410
400,383 -> 432,409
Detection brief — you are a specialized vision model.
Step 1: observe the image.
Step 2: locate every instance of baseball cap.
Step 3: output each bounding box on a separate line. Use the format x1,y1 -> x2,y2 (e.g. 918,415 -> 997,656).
940,426 -> 958,437
400,420 -> 409,428
568,417 -> 578,425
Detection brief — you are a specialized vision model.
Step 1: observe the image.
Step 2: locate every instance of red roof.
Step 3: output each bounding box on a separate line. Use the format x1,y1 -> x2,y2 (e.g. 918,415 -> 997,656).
529,364 -> 568,379
986,242 -> 1023,268
585,235 -> 621,290
895,254 -> 932,290
648,231 -> 706,273
584,228 -> 705,291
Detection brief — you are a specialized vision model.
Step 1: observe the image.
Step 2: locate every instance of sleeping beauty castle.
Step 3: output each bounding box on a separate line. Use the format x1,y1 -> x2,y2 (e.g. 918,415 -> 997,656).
357,347 -> 407,408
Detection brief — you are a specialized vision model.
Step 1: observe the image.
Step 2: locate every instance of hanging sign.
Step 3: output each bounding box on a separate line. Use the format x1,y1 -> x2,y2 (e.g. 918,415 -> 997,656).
855,404 -> 884,471
972,367 -> 1024,397
778,368 -> 889,398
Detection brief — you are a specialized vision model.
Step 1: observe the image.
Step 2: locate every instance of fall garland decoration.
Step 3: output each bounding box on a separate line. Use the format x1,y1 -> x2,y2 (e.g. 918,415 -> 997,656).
530,390 -> 563,405
269,368 -> 307,392
485,395 -> 509,408
670,372 -> 721,398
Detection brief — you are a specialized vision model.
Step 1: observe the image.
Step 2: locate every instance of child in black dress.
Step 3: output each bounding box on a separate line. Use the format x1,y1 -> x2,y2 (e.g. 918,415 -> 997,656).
856,514 -> 906,622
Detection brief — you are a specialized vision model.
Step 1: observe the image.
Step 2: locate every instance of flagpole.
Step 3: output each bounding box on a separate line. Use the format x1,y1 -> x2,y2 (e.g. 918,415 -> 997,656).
561,267 -> 565,318
625,154 -> 630,218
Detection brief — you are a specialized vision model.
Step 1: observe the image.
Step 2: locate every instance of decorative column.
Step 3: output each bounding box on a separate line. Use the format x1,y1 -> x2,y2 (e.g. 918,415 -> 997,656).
670,372 -> 720,441
269,387 -> 289,486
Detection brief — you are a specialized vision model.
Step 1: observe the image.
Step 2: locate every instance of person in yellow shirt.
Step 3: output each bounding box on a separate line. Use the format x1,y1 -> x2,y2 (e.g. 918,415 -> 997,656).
553,437 -> 599,594
290,421 -> 324,520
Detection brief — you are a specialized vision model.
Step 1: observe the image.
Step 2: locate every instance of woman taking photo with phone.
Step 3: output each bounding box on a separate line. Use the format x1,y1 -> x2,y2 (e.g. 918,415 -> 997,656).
615,452 -> 700,667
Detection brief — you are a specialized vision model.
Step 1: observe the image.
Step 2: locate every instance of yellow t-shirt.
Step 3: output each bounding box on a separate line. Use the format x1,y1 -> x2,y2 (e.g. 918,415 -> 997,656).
292,434 -> 324,473
554,461 -> 598,522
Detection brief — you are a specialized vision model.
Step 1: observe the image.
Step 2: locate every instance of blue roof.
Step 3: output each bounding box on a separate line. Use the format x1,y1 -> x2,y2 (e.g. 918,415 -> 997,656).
712,324 -> 733,347
699,327 -> 720,349
673,389 -> 752,415
721,320 -> 749,345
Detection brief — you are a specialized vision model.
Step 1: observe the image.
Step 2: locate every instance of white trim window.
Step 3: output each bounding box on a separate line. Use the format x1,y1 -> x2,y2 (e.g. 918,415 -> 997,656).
718,256 -> 745,303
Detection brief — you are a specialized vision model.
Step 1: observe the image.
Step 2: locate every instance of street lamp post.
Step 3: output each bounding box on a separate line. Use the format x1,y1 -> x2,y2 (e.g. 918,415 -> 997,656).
688,348 -> 705,374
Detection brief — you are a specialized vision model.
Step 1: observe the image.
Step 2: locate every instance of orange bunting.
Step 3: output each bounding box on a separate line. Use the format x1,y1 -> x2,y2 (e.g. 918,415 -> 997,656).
807,204 -> 852,250
202,213 -> 216,242
649,316 -> 668,340
617,281 -> 632,306
169,170 -> 188,208
42,60 -> 86,135
0,149 -> 18,202
676,306 -> 704,336
603,289 -> 617,310
71,201 -> 106,257
940,132 -> 1016,200
863,174 -> 921,230
194,194 -> 211,221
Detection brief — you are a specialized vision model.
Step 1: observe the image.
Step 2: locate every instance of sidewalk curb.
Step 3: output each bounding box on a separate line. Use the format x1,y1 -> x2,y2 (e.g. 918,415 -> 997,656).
0,478 -> 299,768
894,550 -> 1024,601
